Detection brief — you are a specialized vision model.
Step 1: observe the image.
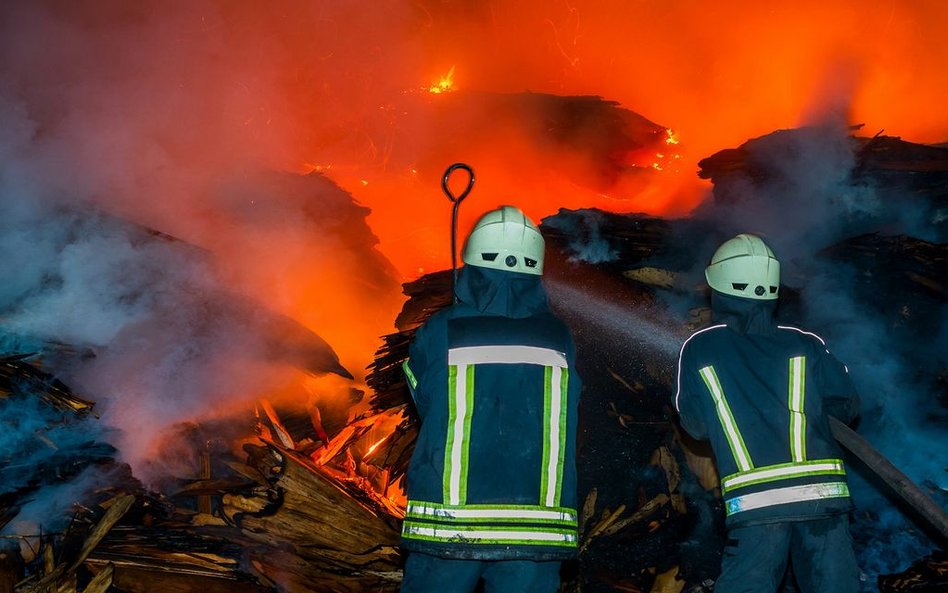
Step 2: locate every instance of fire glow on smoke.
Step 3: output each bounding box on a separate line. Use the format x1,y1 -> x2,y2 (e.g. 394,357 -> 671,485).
0,0 -> 945,585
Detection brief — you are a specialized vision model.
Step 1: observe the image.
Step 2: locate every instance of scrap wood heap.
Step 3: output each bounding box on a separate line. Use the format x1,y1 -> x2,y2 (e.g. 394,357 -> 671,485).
2,126 -> 945,593
1,350 -> 405,593
878,551 -> 948,593
363,127 -> 947,590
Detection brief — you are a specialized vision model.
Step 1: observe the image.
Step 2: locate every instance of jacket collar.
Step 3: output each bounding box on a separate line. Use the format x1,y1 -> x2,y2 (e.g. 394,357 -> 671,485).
711,290 -> 778,335
454,265 -> 550,318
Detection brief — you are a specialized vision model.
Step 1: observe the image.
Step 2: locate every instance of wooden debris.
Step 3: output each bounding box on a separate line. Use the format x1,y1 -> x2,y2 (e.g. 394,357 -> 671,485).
581,505 -> 627,554
820,234 -> 948,317
649,566 -> 685,593
580,488 -> 599,537
257,399 -> 295,449
7,121 -> 946,593
649,448 -> 687,513
0,355 -> 94,414
0,545 -> 23,592
600,494 -> 670,538
81,563 -> 113,593
221,443 -> 402,592
878,550 -> 948,592
624,267 -> 684,291
16,494 -> 134,593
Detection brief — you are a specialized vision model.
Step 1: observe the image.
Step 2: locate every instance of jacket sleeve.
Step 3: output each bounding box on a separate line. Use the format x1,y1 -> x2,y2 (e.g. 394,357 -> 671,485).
403,321 -> 430,415
815,343 -> 860,425
674,341 -> 709,440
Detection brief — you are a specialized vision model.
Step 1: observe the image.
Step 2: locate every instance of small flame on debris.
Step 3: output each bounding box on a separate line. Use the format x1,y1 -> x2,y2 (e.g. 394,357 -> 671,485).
249,404 -> 408,516
364,436 -> 386,459
429,66 -> 456,94
665,129 -> 679,145
298,162 -> 332,174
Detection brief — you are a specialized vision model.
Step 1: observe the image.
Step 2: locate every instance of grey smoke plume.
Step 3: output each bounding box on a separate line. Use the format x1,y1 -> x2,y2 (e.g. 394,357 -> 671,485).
0,0 -> 403,533
691,124 -> 946,585
546,108 -> 947,585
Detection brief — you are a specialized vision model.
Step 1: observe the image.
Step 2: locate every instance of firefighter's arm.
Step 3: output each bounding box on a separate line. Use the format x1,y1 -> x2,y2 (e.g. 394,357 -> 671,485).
816,346 -> 860,425
402,323 -> 429,413
673,343 -> 709,440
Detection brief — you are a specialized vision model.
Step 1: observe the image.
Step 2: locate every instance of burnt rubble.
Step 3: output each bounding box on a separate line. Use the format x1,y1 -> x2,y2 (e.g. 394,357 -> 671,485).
2,126 -> 946,592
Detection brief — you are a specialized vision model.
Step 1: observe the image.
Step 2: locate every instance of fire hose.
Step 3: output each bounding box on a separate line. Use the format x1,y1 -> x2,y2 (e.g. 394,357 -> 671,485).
829,416 -> 948,545
441,162 -> 475,304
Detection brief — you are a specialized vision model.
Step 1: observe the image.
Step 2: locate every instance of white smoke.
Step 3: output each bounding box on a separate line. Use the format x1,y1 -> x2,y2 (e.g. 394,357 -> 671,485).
0,1 -> 402,530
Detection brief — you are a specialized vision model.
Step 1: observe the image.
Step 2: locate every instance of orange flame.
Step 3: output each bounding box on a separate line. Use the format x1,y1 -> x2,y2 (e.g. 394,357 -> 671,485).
429,65 -> 456,94
66,1 -> 947,496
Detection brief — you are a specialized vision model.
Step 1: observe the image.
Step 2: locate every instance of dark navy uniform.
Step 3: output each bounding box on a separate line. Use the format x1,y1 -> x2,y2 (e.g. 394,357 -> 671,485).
400,265 -> 582,593
674,292 -> 860,593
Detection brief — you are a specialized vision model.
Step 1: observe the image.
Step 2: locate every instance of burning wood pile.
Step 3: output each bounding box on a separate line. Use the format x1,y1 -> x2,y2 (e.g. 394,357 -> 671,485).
0,346 -> 408,592
2,126 -> 946,593
367,127 -> 948,592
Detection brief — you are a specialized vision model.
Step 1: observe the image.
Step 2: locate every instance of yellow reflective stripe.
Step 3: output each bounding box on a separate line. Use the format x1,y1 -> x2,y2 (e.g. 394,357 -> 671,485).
402,359 -> 418,390
448,345 -> 567,367
406,501 -> 577,524
720,459 -> 846,494
788,356 -> 807,462
700,365 -> 754,472
444,364 -> 475,505
725,482 -> 850,515
540,366 -> 568,507
402,521 -> 577,546
555,367 -> 569,505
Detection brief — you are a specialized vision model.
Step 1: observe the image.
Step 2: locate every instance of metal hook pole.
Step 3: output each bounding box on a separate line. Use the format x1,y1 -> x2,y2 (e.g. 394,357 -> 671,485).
441,163 -> 475,304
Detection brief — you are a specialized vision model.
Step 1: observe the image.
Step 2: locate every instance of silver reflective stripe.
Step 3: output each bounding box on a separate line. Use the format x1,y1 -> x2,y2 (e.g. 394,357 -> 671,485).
721,460 -> 845,493
725,482 -> 850,515
541,366 -> 567,507
699,365 -> 754,472
444,364 -> 474,505
788,356 -> 807,462
674,325 -> 727,411
448,345 -> 567,367
407,502 -> 576,522
403,523 -> 577,544
777,325 -> 826,345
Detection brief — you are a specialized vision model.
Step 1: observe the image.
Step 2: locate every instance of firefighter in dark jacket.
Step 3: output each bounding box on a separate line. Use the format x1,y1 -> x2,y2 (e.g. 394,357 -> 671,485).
674,234 -> 861,593
399,206 -> 582,593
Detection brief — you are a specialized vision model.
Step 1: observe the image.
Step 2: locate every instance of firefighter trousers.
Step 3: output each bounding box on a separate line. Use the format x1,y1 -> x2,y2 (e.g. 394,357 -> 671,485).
399,552 -> 561,593
713,515 -> 860,593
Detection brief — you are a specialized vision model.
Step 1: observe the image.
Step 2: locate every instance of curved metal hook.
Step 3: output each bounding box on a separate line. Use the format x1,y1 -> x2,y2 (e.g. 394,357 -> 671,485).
441,163 -> 475,304
442,163 -> 475,204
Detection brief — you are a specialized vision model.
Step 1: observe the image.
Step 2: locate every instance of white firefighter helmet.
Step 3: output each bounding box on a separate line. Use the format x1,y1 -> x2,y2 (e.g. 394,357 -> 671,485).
462,206 -> 545,275
705,233 -> 780,300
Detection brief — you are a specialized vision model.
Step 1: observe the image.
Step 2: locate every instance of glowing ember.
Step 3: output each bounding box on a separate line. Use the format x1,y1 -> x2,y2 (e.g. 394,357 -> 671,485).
364,436 -> 387,459
428,65 -> 456,94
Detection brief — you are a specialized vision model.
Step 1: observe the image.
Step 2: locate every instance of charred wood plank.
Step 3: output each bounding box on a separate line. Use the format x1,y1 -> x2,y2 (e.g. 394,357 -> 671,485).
16,494 -> 134,593
0,355 -> 94,415
222,443 -> 402,592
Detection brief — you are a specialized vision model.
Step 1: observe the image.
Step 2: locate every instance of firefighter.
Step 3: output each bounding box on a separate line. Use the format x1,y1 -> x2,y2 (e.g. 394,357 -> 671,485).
674,233 -> 861,592
399,206 -> 582,593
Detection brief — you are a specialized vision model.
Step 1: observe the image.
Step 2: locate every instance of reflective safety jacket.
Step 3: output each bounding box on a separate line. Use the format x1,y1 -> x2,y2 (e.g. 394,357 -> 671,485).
401,265 -> 582,560
674,293 -> 859,527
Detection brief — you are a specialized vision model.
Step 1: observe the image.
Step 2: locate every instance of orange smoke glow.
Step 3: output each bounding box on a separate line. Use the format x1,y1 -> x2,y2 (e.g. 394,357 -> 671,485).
261,0 -> 948,279
7,1 -> 947,477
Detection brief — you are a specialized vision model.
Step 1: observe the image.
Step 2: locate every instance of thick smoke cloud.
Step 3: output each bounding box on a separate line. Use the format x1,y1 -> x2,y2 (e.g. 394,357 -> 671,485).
1,0 -> 944,580
688,125 -> 945,584
551,97 -> 945,587
0,0 -> 403,530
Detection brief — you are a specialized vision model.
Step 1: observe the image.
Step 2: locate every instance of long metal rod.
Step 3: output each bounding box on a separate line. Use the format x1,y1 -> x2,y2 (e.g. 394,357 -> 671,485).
829,416 -> 948,545
441,163 -> 475,304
